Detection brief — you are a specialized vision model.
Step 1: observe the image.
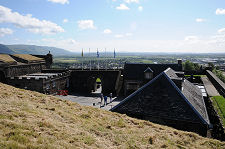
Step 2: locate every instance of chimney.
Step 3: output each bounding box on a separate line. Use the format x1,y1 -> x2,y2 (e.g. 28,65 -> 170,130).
175,71 -> 184,78
171,77 -> 183,91
177,59 -> 182,65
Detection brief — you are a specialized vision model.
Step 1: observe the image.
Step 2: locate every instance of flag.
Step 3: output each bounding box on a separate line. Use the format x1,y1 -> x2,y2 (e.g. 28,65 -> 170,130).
97,49 -> 99,58
114,48 -> 116,58
81,49 -> 84,57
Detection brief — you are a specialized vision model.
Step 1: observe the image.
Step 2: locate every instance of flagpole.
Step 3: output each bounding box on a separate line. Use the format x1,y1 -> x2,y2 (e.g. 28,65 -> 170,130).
82,48 -> 83,70
89,48 -> 91,70
105,48 -> 107,70
114,48 -> 115,70
97,48 -> 99,70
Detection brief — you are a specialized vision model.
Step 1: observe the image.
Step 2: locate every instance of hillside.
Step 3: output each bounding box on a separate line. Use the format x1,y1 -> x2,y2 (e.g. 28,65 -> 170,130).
0,44 -> 15,54
6,44 -> 75,56
0,83 -> 224,148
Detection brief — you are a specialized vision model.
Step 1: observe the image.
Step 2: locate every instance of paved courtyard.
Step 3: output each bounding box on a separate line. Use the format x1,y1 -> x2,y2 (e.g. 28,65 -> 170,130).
55,87 -> 122,111
201,76 -> 220,97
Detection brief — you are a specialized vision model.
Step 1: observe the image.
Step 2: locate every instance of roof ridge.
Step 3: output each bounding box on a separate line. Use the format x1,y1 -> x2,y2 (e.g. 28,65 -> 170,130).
110,71 -> 164,111
111,70 -> 209,126
162,72 -> 209,125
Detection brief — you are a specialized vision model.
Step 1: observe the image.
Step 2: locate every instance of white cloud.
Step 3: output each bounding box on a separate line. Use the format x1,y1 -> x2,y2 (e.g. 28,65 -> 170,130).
114,33 -> 132,38
138,6 -> 143,11
218,28 -> 225,34
196,18 -> 206,23
47,0 -> 69,4
63,19 -> 68,23
44,38 -> 77,45
41,38 -> 78,51
77,20 -> 96,30
0,28 -> 13,37
215,8 -> 225,15
0,5 -> 64,34
184,36 -> 199,44
210,35 -> 225,44
208,29 -> 225,47
116,4 -> 130,10
103,29 -> 112,34
125,33 -> 132,36
115,34 -> 124,38
124,0 -> 139,3
130,22 -> 137,30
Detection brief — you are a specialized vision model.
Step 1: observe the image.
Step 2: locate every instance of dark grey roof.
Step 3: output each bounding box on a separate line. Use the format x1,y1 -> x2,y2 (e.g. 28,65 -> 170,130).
111,68 -> 209,125
124,63 -> 182,80
182,80 -> 209,124
164,68 -> 180,79
164,68 -> 209,124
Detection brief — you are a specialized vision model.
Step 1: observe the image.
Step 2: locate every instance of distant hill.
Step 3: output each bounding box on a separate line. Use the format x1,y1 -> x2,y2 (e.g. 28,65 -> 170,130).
6,44 -> 75,56
0,44 -> 15,54
0,82 -> 224,148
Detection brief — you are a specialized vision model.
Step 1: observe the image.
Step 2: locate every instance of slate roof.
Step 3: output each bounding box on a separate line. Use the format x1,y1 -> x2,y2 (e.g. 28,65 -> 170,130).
111,67 -> 210,125
164,68 -> 210,124
124,63 -> 182,80
164,68 -> 180,79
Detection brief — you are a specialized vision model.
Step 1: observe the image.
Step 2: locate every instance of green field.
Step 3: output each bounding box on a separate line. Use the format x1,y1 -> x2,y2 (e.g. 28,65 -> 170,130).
211,96 -> 225,126
53,58 -> 78,63
184,75 -> 206,77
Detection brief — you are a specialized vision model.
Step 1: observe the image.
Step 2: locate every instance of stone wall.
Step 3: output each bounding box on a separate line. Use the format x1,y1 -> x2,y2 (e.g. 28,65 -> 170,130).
70,70 -> 121,96
0,71 -> 6,83
7,72 -> 70,94
33,53 -> 53,69
43,76 -> 69,94
4,64 -> 44,77
204,97 -> 225,141
7,77 -> 43,92
206,70 -> 225,97
145,115 -> 208,136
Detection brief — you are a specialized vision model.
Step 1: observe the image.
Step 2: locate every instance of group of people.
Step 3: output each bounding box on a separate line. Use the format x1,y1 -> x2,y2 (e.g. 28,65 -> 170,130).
100,93 -> 112,107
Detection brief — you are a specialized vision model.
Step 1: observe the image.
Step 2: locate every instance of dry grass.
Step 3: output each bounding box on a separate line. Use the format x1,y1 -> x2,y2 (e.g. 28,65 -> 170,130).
13,54 -> 44,62
0,54 -> 16,64
0,82 -> 224,149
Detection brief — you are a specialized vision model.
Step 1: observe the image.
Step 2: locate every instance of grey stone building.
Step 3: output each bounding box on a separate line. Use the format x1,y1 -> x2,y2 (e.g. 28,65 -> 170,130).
111,68 -> 210,136
123,61 -> 182,96
0,53 -> 70,94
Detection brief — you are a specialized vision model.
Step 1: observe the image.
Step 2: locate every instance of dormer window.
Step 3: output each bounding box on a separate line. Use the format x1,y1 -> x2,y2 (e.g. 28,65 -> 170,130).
144,67 -> 154,80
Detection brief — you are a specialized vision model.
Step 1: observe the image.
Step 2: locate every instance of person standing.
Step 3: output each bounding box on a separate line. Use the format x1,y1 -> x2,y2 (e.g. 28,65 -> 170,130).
104,96 -> 107,106
100,93 -> 103,107
109,93 -> 112,103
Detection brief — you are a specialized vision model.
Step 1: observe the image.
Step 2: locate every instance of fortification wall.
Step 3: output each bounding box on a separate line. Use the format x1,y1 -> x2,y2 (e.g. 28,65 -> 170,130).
33,53 -> 53,69
204,97 -> 225,141
70,70 -> 121,96
206,70 -> 225,97
5,64 -> 44,77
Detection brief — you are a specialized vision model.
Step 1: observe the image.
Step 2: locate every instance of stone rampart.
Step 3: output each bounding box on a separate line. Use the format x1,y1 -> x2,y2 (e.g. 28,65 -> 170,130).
206,70 -> 225,97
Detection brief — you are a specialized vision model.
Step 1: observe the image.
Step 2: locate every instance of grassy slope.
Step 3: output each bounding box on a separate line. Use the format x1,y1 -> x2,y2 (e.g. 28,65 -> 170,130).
0,83 -> 224,149
211,96 -> 225,126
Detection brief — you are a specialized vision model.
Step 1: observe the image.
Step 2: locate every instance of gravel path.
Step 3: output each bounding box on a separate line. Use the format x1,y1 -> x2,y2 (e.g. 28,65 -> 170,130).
201,76 -> 220,97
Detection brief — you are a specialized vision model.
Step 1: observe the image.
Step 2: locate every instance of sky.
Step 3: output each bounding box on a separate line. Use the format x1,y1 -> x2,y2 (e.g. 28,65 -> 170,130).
0,0 -> 225,53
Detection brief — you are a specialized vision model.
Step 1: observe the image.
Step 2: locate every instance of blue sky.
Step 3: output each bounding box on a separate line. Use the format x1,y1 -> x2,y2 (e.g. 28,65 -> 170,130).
0,0 -> 225,53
